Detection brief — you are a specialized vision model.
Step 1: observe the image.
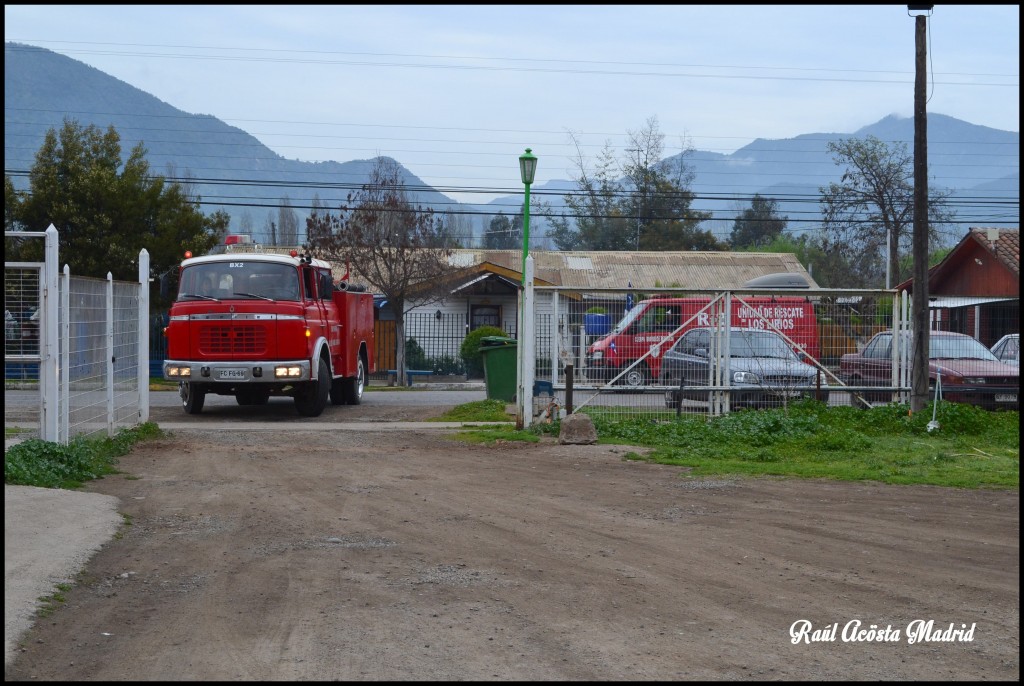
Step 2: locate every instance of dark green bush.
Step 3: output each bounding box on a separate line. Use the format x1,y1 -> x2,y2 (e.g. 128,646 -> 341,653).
431,353 -> 466,375
460,325 -> 508,378
405,337 -> 429,370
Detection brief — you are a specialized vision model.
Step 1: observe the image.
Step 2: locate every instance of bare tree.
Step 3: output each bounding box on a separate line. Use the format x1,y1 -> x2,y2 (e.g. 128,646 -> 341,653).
819,135 -> 955,288
546,135 -> 631,250
262,212 -> 277,246
278,195 -> 299,246
307,157 -> 461,385
543,116 -> 713,251
435,208 -> 471,249
238,209 -> 255,238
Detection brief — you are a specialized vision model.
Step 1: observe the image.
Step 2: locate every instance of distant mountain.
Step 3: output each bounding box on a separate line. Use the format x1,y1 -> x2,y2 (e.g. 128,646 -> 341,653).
482,114 -> 1019,247
5,42 -> 1019,249
4,42 -> 460,242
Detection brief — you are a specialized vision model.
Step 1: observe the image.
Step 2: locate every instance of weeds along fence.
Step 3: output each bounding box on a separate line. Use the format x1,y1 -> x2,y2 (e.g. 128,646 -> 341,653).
526,285 -> 909,422
4,225 -> 150,443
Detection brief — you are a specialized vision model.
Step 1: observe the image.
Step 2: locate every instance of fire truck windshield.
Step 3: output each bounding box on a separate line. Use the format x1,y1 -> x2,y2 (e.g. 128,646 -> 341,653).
178,262 -> 301,301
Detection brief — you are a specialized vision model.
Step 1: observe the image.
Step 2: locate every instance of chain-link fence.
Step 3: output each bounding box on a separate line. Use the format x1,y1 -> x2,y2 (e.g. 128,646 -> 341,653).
371,312 -> 515,380
4,226 -> 150,443
522,286 -> 1019,421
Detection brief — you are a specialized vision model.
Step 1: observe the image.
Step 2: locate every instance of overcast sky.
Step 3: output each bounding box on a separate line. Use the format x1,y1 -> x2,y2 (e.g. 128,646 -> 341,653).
4,4 -> 1019,203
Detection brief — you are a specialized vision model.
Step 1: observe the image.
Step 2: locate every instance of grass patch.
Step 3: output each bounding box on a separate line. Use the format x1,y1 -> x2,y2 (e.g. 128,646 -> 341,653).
114,512 -> 134,540
149,378 -> 178,391
453,399 -> 1018,489
4,422 -> 164,489
37,582 -> 73,618
451,427 -> 540,445
428,398 -> 513,422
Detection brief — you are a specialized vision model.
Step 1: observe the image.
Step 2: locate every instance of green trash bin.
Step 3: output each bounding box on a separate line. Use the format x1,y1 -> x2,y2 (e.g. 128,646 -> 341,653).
478,336 -> 518,402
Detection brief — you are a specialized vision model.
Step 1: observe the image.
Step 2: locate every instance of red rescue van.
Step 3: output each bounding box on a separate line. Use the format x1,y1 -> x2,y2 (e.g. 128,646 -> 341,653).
584,296 -> 819,388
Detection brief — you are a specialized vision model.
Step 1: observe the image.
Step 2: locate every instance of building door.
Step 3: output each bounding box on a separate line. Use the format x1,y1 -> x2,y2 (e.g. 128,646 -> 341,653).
470,305 -> 500,330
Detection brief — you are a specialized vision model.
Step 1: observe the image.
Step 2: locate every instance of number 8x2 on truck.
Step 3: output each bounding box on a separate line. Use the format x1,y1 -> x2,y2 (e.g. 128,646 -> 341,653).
162,249 -> 375,416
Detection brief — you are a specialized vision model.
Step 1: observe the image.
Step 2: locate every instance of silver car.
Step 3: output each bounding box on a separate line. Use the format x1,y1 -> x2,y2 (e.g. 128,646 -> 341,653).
659,327 -> 828,409
990,333 -> 1019,367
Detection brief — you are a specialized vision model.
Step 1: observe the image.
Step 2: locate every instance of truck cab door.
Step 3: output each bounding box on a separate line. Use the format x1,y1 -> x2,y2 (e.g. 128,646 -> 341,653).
301,267 -> 328,349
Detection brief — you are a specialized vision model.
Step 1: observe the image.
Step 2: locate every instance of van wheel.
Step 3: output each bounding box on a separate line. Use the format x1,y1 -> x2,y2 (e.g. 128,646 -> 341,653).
181,382 -> 205,415
619,365 -> 648,390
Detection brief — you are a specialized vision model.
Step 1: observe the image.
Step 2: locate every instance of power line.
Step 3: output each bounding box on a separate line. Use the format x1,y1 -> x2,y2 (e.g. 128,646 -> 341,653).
6,41 -> 1018,86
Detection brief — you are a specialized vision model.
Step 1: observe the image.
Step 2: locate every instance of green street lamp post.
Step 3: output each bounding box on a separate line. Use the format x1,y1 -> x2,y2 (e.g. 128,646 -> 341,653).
518,148 -> 537,284
516,148 -> 537,429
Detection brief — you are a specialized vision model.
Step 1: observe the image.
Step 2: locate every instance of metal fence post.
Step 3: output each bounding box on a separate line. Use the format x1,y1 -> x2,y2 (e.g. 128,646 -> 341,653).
106,271 -> 114,437
138,248 -> 150,423
41,224 -> 60,442
521,256 -> 536,429
61,264 -> 70,444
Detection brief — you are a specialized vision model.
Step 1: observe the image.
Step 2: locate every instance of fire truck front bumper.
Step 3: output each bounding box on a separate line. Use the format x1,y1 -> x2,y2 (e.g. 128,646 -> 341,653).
163,359 -> 312,384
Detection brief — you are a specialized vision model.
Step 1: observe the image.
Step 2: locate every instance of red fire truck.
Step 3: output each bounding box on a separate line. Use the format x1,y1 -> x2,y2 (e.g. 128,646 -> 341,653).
162,248 -> 375,416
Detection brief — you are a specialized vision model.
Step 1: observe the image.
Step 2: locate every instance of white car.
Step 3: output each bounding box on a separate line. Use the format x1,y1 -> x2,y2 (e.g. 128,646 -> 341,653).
990,333 -> 1019,367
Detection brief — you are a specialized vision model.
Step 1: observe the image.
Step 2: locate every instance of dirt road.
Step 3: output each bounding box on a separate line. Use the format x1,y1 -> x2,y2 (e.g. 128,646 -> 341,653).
4,397 -> 1019,680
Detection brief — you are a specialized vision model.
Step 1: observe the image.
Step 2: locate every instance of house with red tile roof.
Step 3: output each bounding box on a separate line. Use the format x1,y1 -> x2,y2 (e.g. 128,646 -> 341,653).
897,227 -> 1019,346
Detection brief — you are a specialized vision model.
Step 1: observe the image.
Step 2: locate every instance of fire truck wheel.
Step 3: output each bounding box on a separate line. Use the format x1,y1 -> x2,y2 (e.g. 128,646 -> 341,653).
180,382 -> 206,415
342,355 -> 365,406
295,357 -> 330,417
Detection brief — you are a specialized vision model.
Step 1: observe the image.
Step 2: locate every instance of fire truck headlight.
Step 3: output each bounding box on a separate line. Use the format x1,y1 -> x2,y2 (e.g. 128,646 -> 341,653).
275,366 -> 303,378
166,366 -> 191,377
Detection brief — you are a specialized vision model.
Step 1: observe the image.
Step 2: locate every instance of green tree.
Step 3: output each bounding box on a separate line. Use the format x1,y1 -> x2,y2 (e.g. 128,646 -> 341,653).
307,157 -> 460,385
542,116 -> 714,251
730,194 -> 788,248
4,118 -> 224,283
819,135 -> 955,288
483,212 -> 522,249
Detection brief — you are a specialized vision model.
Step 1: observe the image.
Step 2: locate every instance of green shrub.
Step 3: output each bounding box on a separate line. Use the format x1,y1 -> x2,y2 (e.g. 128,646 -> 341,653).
4,422 -> 162,489
405,337 -> 429,370
585,306 -> 606,314
460,325 -> 508,378
431,353 -> 466,375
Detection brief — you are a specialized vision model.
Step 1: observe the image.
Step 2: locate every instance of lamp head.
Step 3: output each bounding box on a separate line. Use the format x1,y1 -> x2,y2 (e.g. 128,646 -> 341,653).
519,148 -> 538,185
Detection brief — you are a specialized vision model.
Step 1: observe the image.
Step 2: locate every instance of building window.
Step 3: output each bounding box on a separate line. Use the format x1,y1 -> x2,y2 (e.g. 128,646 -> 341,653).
470,305 -> 500,330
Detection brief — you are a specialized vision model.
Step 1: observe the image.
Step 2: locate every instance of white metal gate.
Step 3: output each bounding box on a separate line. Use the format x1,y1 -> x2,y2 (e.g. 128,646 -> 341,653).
4,225 -> 150,444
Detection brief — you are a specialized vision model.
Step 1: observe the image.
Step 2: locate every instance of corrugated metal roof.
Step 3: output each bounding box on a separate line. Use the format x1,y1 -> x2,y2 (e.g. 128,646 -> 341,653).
447,250 -> 817,289
281,244 -> 817,291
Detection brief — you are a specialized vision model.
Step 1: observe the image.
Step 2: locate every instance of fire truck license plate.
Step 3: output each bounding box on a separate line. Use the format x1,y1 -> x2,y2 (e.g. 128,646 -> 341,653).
219,369 -> 247,380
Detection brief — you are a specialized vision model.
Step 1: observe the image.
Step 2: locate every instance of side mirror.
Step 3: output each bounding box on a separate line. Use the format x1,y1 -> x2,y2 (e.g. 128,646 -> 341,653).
694,348 -> 709,358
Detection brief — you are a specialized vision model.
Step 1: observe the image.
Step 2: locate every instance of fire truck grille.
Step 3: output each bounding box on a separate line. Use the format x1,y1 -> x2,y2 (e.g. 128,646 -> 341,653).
200,325 -> 267,355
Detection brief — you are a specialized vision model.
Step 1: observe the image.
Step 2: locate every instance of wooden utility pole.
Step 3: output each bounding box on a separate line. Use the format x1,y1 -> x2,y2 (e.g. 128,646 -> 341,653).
911,7 -> 932,412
